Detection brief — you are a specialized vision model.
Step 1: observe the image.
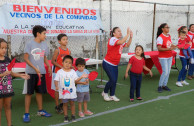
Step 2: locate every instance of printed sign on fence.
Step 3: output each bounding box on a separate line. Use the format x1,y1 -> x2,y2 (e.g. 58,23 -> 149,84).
0,4 -> 103,36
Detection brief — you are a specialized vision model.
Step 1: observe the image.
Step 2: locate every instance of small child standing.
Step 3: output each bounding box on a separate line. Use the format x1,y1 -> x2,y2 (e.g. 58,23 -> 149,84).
177,30 -> 194,64
54,55 -> 88,122
125,45 -> 153,102
75,58 -> 93,118
0,38 -> 29,126
51,34 -> 71,114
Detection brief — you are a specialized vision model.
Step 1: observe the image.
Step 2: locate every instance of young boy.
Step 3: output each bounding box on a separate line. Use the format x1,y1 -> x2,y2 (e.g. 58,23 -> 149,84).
54,55 -> 88,122
177,30 -> 194,64
23,25 -> 52,123
51,34 -> 71,113
75,58 -> 93,117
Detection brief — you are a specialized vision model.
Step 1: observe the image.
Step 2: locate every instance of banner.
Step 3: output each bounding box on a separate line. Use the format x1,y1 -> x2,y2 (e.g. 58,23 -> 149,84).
0,4 -> 103,36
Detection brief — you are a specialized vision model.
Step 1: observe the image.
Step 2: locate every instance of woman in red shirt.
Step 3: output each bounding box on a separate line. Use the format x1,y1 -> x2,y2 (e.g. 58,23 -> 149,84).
188,24 -> 194,79
125,45 -> 153,102
156,23 -> 176,93
102,27 -> 133,102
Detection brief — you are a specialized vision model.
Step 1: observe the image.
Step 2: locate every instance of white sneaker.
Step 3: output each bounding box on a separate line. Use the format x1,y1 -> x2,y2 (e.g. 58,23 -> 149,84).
176,82 -> 183,87
191,58 -> 194,64
182,80 -> 189,85
103,93 -> 111,101
109,95 -> 120,102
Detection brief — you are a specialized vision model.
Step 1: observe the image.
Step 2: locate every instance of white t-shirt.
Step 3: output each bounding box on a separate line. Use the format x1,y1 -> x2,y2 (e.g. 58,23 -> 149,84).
54,69 -> 78,99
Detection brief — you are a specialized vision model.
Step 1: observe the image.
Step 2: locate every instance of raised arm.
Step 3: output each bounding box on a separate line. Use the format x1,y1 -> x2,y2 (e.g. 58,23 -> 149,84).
116,27 -> 130,45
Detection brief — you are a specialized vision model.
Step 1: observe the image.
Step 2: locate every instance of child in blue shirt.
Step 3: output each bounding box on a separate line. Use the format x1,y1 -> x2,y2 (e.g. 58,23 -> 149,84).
75,58 -> 93,118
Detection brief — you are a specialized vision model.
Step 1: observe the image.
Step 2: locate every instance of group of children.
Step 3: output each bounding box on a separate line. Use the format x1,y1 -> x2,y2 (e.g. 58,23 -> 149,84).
0,25 -> 94,126
0,23 -> 194,125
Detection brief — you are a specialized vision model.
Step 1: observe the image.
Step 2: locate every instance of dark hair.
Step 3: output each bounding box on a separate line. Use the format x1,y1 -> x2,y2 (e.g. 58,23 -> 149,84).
0,38 -> 7,47
62,55 -> 73,63
75,58 -> 86,66
110,27 -> 119,37
57,34 -> 67,41
178,26 -> 187,35
189,24 -> 194,31
156,23 -> 167,38
135,45 -> 145,59
32,25 -> 46,37
179,30 -> 187,35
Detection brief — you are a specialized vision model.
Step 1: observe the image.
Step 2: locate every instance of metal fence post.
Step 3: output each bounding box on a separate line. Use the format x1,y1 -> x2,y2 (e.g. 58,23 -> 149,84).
152,3 -> 156,51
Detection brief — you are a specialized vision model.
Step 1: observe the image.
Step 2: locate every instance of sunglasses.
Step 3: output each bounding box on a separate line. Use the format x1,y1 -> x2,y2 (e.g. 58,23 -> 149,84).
164,27 -> 170,29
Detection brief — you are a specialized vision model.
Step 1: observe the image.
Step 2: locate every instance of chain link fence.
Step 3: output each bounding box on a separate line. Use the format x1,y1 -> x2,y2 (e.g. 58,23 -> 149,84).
0,0 -> 194,62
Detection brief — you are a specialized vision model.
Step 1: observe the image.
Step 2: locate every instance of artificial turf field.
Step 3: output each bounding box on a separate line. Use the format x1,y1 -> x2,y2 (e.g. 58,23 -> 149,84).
2,60 -> 194,126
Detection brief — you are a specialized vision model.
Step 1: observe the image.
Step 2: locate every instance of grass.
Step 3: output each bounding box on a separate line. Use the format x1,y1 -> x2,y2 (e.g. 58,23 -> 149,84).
1,60 -> 194,126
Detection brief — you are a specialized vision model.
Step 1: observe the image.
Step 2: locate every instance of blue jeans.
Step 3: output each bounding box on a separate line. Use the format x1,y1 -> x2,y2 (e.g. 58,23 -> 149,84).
182,47 -> 193,59
102,60 -> 118,96
158,57 -> 172,87
188,50 -> 194,76
177,57 -> 188,81
129,72 -> 142,99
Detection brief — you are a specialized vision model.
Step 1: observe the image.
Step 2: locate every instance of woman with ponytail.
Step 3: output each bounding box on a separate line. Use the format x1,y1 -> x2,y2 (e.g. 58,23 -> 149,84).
102,27 -> 133,102
156,23 -> 176,93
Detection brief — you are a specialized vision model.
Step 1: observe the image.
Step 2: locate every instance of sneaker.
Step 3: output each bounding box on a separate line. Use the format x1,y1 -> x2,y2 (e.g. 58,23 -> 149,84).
37,110 -> 52,117
192,75 -> 194,78
71,115 -> 76,122
79,111 -> 85,117
136,97 -> 143,101
182,80 -> 189,85
162,86 -> 171,91
188,76 -> 193,80
176,81 -> 183,87
103,93 -> 111,101
158,87 -> 163,93
191,58 -> 194,64
64,116 -> 69,123
84,110 -> 93,115
110,95 -> 120,102
23,113 -> 30,123
130,99 -> 134,102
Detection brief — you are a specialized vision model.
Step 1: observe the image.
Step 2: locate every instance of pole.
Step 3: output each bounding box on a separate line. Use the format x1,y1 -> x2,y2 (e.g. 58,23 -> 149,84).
96,35 -> 99,69
151,3 -> 156,51
187,5 -> 190,27
110,0 -> 112,31
7,35 -> 11,58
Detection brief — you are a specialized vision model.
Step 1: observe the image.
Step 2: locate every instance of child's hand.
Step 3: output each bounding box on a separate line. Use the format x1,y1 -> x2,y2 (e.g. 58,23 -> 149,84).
81,73 -> 88,78
3,71 -> 11,76
35,68 -> 42,77
124,73 -> 128,79
20,74 -> 30,80
85,79 -> 89,85
149,71 -> 153,77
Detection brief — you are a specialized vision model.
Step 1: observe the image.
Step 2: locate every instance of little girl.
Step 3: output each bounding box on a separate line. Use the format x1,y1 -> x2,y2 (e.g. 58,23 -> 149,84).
0,38 -> 29,126
125,45 -> 153,102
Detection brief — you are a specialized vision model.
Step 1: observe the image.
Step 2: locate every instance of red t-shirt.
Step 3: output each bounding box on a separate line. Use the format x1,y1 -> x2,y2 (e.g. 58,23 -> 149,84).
129,56 -> 145,74
104,37 -> 126,65
177,39 -> 190,49
156,33 -> 172,58
188,31 -> 194,50
54,47 -> 70,73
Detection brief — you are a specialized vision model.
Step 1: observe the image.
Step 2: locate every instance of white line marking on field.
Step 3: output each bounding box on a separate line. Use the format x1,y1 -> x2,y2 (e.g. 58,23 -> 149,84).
95,79 -> 128,86
49,89 -> 194,126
